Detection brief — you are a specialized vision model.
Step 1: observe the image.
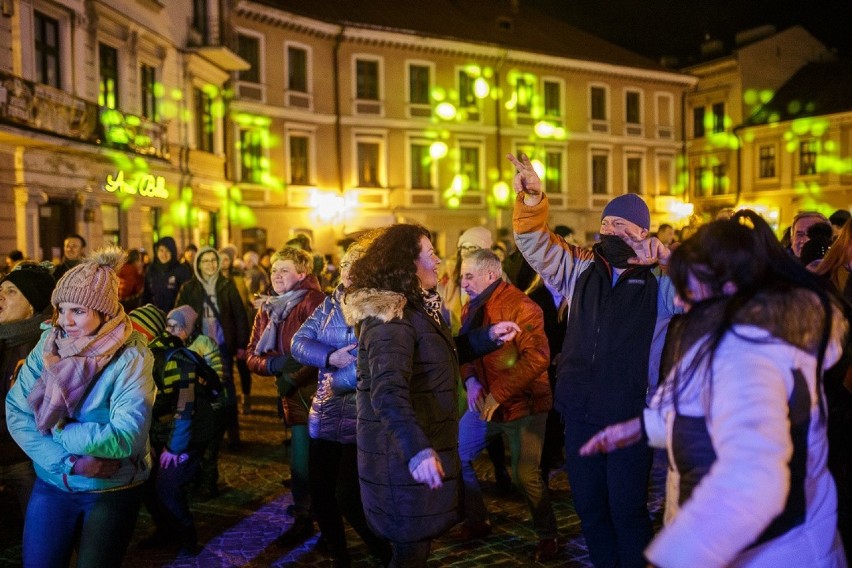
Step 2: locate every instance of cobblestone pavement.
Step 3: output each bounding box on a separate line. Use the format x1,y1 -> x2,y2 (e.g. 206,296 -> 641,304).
0,375 -> 666,567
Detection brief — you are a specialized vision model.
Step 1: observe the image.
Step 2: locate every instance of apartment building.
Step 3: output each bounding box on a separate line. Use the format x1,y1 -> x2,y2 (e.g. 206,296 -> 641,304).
683,25 -> 834,227
0,0 -> 246,260
230,0 -> 695,252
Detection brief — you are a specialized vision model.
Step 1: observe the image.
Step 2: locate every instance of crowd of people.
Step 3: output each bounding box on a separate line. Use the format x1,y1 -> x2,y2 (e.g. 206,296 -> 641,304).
1,154 -> 852,567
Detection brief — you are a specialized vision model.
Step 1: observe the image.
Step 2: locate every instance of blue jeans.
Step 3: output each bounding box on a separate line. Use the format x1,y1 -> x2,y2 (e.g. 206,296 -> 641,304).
458,410 -> 556,539
24,477 -> 143,568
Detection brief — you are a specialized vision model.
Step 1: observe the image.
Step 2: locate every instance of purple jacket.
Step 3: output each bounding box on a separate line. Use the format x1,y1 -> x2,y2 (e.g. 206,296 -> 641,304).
291,286 -> 357,444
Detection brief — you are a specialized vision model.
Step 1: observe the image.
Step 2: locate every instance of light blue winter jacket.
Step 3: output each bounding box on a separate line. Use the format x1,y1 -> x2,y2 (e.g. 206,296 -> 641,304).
6,327 -> 155,492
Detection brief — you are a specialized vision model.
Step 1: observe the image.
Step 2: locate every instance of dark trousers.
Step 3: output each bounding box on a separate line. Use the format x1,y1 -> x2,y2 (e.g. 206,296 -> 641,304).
143,452 -> 201,544
24,477 -> 142,568
236,358 -> 252,397
390,540 -> 431,568
199,380 -> 238,492
309,437 -> 390,561
564,419 -> 653,568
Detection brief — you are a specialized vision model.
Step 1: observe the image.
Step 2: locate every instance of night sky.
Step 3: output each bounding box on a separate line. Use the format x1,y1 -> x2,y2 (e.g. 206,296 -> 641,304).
526,0 -> 852,65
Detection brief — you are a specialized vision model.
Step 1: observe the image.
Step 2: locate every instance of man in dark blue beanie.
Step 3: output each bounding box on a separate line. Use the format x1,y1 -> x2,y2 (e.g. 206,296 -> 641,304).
507,153 -> 678,568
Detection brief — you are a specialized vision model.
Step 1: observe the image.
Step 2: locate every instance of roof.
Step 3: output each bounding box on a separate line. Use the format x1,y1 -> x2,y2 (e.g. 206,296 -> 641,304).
745,60 -> 852,126
249,0 -> 667,71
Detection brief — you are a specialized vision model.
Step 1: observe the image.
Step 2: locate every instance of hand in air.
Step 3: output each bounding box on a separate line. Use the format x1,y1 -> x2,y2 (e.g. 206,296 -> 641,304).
624,226 -> 671,267
506,153 -> 543,206
579,418 -> 643,455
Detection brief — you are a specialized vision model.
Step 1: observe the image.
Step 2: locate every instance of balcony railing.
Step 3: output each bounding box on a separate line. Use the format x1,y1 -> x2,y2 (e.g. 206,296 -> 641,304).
0,69 -> 168,159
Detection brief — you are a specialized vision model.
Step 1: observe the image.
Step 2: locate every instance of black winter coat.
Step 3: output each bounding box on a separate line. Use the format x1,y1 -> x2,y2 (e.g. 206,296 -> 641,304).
345,289 -> 459,543
175,276 -> 250,356
343,289 -> 499,544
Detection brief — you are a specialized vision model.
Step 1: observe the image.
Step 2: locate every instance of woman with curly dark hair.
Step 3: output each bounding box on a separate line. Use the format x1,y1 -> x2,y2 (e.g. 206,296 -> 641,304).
342,224 -> 518,567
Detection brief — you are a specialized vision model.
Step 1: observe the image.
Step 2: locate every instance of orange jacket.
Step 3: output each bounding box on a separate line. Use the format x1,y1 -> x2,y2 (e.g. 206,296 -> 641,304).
461,280 -> 551,422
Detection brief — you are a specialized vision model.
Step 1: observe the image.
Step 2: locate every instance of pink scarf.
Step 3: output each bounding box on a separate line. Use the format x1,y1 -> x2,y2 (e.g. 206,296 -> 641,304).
28,310 -> 133,434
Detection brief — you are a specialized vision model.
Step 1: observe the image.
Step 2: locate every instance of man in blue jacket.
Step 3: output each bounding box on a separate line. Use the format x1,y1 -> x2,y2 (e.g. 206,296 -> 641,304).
508,153 -> 677,568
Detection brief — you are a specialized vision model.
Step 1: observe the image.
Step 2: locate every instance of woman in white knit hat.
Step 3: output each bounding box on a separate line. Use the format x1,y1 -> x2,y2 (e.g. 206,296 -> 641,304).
6,246 -> 155,568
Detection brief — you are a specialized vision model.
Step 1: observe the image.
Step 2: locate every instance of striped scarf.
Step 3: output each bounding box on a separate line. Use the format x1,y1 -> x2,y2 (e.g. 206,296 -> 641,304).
28,310 -> 132,434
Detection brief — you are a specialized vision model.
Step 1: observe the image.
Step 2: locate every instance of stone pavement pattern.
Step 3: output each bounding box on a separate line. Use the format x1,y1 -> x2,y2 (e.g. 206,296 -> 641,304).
0,375 -> 665,567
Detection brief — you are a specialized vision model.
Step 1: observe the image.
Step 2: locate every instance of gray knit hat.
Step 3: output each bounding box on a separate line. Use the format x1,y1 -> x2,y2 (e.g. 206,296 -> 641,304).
51,246 -> 124,317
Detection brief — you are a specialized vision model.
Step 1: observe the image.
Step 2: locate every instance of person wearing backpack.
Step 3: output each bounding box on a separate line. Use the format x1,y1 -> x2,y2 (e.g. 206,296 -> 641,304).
165,304 -> 225,500
129,304 -> 214,558
175,248 -> 248,498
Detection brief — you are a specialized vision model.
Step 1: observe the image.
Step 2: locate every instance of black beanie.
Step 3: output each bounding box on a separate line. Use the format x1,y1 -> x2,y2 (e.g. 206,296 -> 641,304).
1,263 -> 55,313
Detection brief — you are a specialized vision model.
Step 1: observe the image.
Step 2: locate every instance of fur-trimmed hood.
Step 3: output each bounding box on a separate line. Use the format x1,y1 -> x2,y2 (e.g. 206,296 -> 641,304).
672,287 -> 848,360
341,289 -> 407,327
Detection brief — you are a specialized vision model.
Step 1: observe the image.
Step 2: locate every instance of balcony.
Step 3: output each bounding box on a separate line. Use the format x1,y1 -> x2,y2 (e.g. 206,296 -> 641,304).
0,69 -> 168,159
100,108 -> 169,159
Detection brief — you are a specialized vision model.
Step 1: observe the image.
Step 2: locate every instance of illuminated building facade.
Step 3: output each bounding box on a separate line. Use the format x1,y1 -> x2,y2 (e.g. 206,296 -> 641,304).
0,0 -> 247,261
230,1 -> 695,253
684,25 -> 838,228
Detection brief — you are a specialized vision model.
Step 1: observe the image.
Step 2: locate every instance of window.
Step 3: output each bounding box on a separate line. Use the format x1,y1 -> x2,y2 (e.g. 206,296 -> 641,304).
694,166 -> 707,197
191,0 -> 208,43
459,69 -> 476,107
693,106 -> 705,138
545,151 -> 562,193
516,76 -> 533,115
288,46 -> 307,92
543,80 -> 561,118
410,143 -> 432,189
626,91 -> 641,124
592,153 -> 609,195
289,135 -> 309,185
712,164 -> 727,195
356,59 -> 379,100
799,140 -> 818,175
98,43 -> 119,109
237,34 -> 260,84
590,86 -> 607,120
759,145 -> 776,178
657,156 -> 673,195
656,94 -> 673,127
140,64 -> 158,120
194,88 -> 214,153
712,103 -> 725,134
409,64 -> 430,105
101,204 -> 121,245
460,145 -> 481,191
34,11 -> 61,88
626,156 -> 642,194
357,142 -> 380,187
239,129 -> 266,184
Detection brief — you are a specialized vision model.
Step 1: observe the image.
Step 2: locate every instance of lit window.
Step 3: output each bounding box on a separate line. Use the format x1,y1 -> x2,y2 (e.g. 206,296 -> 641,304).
357,142 -> 380,187
98,43 -> 119,109
799,140 -> 818,175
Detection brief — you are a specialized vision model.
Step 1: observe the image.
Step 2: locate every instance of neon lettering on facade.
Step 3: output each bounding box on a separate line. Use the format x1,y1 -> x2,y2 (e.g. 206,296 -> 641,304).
104,170 -> 170,199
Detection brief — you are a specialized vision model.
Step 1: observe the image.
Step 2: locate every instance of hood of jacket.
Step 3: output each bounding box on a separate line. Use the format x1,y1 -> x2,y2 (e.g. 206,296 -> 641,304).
675,287 -> 848,359
155,237 -> 179,267
341,288 -> 406,328
193,246 -> 220,287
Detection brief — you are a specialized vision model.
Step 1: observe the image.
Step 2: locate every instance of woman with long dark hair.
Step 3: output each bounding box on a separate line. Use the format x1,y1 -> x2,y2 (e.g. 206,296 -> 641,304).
581,211 -> 847,567
343,223 -> 518,567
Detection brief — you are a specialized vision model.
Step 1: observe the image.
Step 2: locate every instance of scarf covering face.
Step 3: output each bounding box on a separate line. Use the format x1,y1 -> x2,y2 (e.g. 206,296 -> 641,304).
28,309 -> 132,434
598,235 -> 638,269
421,288 -> 444,325
254,288 -> 309,354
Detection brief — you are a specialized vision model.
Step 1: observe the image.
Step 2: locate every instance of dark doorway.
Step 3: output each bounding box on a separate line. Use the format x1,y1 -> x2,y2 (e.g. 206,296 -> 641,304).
39,199 -> 76,262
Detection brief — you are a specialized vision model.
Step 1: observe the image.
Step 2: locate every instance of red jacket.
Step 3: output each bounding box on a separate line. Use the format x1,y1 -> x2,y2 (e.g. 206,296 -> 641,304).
461,280 -> 551,422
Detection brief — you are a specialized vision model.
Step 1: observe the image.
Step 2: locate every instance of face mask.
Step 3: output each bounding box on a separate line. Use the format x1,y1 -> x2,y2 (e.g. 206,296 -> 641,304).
598,235 -> 637,269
